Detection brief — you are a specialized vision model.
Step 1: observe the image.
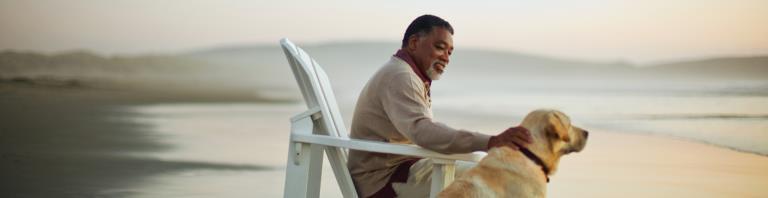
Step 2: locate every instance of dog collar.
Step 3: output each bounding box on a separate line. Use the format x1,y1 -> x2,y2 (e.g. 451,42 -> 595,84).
515,143 -> 551,183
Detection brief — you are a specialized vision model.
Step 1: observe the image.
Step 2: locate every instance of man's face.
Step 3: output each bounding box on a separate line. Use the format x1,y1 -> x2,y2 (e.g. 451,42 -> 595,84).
407,27 -> 454,81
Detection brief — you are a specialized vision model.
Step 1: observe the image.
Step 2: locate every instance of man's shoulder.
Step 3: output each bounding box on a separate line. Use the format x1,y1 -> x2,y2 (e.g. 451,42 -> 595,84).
378,56 -> 421,84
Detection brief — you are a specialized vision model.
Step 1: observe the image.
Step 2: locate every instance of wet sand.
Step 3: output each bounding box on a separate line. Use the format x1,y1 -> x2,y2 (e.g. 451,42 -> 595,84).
0,84 -> 273,198
548,130 -> 768,197
438,109 -> 768,197
2,84 -> 767,197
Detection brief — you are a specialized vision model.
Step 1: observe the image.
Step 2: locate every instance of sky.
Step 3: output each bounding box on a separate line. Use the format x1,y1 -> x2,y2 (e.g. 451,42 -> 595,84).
1,0 -> 767,63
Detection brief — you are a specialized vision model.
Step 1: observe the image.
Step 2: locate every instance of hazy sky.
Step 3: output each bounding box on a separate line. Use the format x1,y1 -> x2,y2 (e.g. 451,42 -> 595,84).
1,0 -> 766,63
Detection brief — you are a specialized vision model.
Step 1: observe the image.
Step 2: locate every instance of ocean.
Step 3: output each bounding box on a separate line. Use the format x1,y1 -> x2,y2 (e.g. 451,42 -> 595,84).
434,90 -> 768,156
115,82 -> 767,197
4,41 -> 766,197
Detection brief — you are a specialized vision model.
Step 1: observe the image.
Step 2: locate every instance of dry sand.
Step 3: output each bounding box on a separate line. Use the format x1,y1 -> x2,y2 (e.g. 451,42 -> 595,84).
2,84 -> 767,197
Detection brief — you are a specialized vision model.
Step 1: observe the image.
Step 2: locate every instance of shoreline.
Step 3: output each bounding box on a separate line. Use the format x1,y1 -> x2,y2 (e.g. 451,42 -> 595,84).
610,130 -> 768,158
0,85 -> 278,197
548,130 -> 768,197
2,85 -> 766,197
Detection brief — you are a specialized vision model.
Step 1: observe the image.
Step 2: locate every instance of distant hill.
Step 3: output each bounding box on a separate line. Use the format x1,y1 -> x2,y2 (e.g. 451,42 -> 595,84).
183,41 -> 767,80
644,56 -> 768,80
180,42 -> 767,94
0,50 -> 284,100
2,42 -> 766,99
0,50 -> 206,84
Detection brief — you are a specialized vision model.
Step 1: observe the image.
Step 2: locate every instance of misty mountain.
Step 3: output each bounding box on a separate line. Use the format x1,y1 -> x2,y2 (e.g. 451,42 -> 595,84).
645,56 -> 768,79
182,41 -> 767,95
0,50 -> 277,100
185,41 -> 767,81
2,42 -> 766,99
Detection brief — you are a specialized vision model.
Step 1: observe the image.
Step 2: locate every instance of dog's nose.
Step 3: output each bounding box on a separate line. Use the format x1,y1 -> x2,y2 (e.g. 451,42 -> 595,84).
584,130 -> 589,138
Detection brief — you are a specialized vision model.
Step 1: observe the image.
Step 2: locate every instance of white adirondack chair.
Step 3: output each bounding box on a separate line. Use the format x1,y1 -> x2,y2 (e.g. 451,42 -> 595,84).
280,38 -> 484,198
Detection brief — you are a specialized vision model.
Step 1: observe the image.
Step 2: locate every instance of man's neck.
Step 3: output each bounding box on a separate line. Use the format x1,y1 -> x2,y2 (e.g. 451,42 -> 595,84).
394,49 -> 431,84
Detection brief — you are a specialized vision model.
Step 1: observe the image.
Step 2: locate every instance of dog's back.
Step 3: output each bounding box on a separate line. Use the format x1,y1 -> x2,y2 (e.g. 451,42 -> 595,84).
438,147 -> 547,198
439,109 -> 589,198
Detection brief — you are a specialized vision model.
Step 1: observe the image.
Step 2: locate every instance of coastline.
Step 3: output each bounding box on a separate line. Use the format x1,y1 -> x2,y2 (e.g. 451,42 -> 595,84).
548,130 -> 768,197
439,107 -> 768,197
1,84 -> 766,197
0,84 -> 276,197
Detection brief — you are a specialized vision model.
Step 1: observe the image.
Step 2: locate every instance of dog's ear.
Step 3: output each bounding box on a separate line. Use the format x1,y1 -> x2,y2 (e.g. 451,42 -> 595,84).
546,111 -> 571,142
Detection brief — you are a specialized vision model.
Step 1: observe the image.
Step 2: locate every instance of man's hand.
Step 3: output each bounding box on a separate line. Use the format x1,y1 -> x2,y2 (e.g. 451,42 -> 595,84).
487,126 -> 532,151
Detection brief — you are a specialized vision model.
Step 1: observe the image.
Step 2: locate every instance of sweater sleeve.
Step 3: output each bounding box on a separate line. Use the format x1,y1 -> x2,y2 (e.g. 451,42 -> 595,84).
381,73 -> 490,154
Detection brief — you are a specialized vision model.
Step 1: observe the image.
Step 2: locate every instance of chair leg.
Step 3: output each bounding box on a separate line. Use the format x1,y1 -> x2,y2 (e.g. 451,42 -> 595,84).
323,147 -> 359,198
285,115 -> 325,198
284,142 -> 325,198
429,159 -> 456,198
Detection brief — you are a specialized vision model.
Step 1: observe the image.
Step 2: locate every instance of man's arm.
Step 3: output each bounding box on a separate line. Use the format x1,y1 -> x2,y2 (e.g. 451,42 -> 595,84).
382,73 -> 490,154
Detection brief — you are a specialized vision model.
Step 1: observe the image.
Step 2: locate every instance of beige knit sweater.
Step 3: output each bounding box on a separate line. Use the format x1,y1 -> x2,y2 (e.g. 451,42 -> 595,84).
347,55 -> 491,197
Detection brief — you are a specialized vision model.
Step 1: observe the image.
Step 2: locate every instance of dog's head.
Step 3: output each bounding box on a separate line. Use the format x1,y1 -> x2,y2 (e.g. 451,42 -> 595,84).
520,109 -> 588,174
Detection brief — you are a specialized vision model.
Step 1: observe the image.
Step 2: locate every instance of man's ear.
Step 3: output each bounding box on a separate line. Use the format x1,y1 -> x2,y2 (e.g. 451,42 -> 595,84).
407,34 -> 420,51
546,112 -> 570,142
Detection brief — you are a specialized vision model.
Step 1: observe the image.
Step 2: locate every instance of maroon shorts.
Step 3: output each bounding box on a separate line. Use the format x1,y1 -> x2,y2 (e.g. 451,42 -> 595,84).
369,159 -> 420,198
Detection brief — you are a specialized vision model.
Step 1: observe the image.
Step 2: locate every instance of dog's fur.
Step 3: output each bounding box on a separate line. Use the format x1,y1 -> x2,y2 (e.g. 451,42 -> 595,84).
439,109 -> 588,198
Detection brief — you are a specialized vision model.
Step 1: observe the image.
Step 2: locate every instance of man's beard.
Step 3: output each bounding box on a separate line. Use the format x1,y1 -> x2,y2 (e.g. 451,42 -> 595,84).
426,61 -> 445,81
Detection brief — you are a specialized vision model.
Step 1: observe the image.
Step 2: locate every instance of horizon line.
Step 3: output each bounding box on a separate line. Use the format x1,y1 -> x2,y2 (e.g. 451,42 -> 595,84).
2,39 -> 767,66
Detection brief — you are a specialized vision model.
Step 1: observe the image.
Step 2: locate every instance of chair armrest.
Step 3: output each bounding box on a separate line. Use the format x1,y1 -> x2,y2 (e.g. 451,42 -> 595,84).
291,133 -> 485,162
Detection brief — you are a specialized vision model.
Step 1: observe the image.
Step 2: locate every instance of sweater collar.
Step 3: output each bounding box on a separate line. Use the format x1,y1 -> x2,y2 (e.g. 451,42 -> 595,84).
394,49 -> 431,85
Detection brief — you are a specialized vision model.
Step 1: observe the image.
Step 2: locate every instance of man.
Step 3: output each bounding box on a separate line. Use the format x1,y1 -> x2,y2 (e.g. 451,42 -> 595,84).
347,14 -> 532,198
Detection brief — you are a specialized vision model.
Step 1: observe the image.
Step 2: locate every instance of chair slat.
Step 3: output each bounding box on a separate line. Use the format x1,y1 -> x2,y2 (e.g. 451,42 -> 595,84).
281,38 -> 359,198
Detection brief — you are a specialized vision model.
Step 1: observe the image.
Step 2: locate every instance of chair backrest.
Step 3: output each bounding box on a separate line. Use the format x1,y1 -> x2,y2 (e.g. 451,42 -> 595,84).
280,38 -> 358,197
281,38 -> 349,140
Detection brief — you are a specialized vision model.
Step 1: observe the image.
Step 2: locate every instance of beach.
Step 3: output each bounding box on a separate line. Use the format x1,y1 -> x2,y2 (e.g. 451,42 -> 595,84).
2,83 -> 767,197
0,84 -> 276,197
549,130 -> 768,197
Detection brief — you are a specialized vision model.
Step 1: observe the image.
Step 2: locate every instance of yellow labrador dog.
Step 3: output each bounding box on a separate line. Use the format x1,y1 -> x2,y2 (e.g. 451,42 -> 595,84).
439,109 -> 588,198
